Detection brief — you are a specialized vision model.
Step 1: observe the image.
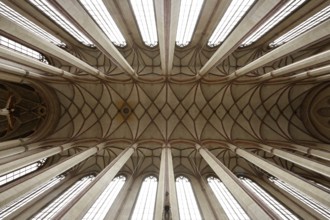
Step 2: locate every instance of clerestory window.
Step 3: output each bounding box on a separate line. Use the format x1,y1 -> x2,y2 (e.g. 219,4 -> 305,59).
0,2 -> 65,46
176,0 -> 204,47
131,175 -> 158,220
82,175 -> 126,220
0,158 -> 46,186
32,175 -> 95,220
29,0 -> 94,47
176,176 -> 202,220
0,35 -> 48,63
241,0 -> 306,47
79,0 -> 126,47
239,176 -> 298,220
130,0 -> 158,47
208,176 -> 249,220
0,175 -> 64,219
269,176 -> 330,218
269,5 -> 330,47
208,0 -> 255,47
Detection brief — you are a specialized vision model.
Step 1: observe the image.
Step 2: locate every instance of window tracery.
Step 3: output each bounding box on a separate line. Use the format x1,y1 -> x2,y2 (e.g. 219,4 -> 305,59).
208,176 -> 249,220
131,175 -> 158,220
176,176 -> 202,220
269,177 -> 330,218
0,2 -> 65,46
32,175 -> 95,220
239,176 -> 298,220
0,159 -> 46,186
82,175 -> 126,220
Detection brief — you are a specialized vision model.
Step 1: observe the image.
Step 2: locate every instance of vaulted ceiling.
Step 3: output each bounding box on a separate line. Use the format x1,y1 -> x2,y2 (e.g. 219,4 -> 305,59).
1,0 -> 330,175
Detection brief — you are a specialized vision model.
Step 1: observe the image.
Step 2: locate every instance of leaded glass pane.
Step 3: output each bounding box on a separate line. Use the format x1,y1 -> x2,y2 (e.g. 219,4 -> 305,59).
0,35 -> 48,63
130,0 -> 158,47
208,176 -> 249,220
32,175 -> 95,220
240,176 -> 298,220
29,0 -> 93,46
241,0 -> 306,47
176,176 -> 202,220
176,0 -> 204,47
208,0 -> 255,47
0,175 -> 64,219
131,176 -> 158,220
269,5 -> 330,47
83,175 -> 126,220
79,0 -> 126,47
0,2 -> 65,46
0,159 -> 46,186
269,177 -> 330,218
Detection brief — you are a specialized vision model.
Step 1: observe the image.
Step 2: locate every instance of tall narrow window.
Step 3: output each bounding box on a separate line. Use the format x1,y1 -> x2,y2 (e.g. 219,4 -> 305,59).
131,175 -> 158,220
208,0 -> 255,47
0,159 -> 46,186
130,0 -> 158,47
0,2 -> 65,46
83,175 -> 126,220
0,35 -> 48,63
0,175 -> 64,219
239,176 -> 298,220
269,177 -> 330,218
176,176 -> 202,220
29,0 -> 93,46
79,0 -> 126,47
32,175 -> 95,220
208,176 -> 249,220
176,0 -> 204,47
241,0 -> 306,47
269,5 -> 330,47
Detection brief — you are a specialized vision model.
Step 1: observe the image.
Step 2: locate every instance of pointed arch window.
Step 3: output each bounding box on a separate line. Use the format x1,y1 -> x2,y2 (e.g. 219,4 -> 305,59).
241,0 -> 306,47
207,176 -> 249,220
32,175 -> 95,220
79,0 -> 126,47
176,0 -> 204,47
239,176 -> 298,220
82,175 -> 126,220
0,35 -> 48,63
208,0 -> 255,47
131,175 -> 158,220
130,0 -> 158,47
176,176 -> 202,220
269,5 -> 330,47
0,2 -> 65,46
0,175 -> 64,219
0,158 -> 46,186
269,177 -> 330,218
29,0 -> 94,47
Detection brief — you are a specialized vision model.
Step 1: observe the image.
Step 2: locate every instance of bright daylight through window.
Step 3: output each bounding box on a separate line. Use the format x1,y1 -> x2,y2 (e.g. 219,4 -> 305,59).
130,0 -> 158,47
82,175 -> 126,220
241,0 -> 306,47
0,176 -> 64,219
208,176 -> 249,220
131,176 -> 158,220
240,176 -> 298,220
269,177 -> 330,218
32,175 -> 95,220
0,2 -> 65,46
0,159 -> 46,186
208,0 -> 255,47
176,0 -> 204,47
269,5 -> 330,47
29,0 -> 93,46
79,0 -> 126,47
176,176 -> 202,220
0,35 -> 48,63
